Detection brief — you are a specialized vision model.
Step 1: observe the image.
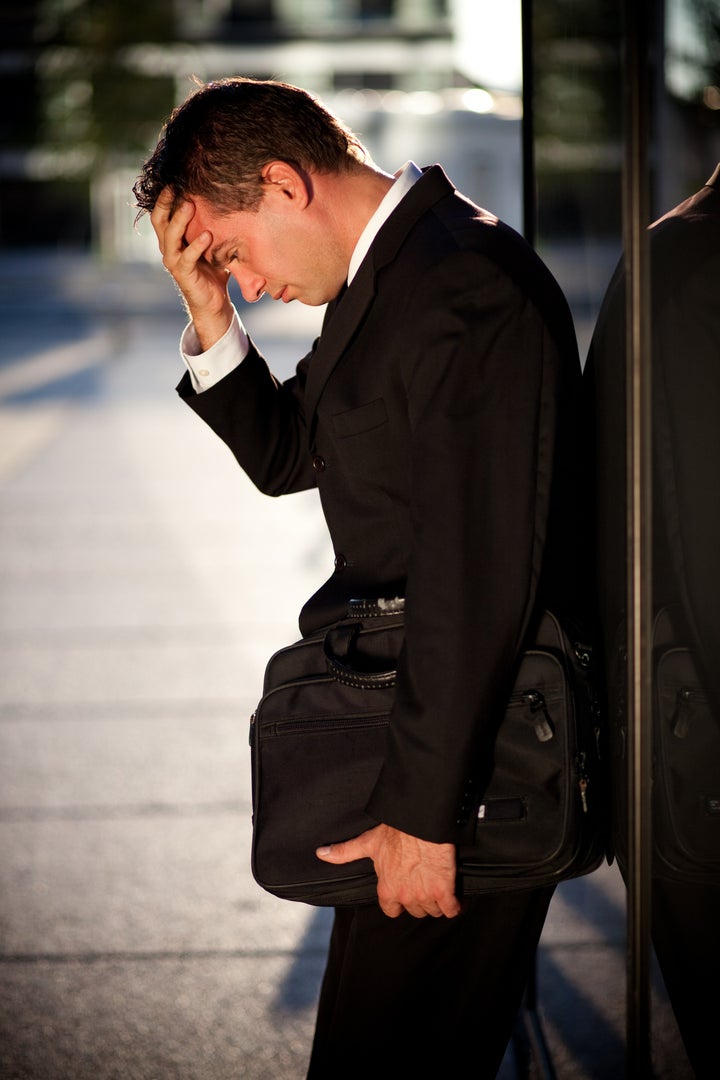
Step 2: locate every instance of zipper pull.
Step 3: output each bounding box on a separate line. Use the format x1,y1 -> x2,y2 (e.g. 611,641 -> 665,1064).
574,642 -> 592,669
249,711 -> 256,746
577,751 -> 589,813
522,690 -> 554,742
672,688 -> 693,738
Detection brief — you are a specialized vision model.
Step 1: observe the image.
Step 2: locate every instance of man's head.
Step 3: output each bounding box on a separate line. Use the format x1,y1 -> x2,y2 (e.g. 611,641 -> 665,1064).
133,76 -> 366,218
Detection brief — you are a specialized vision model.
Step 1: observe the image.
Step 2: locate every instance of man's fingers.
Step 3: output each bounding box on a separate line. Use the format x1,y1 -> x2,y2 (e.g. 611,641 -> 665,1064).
379,895 -> 454,919
155,185 -> 175,208
151,196 -> 196,264
180,229 -> 212,262
378,898 -> 404,919
377,883 -> 460,920
149,187 -> 175,234
316,826 -> 462,920
437,893 -> 462,919
315,836 -> 369,864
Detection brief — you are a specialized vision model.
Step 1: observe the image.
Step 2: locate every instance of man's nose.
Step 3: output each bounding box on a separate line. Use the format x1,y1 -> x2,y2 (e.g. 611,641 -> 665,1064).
230,267 -> 266,303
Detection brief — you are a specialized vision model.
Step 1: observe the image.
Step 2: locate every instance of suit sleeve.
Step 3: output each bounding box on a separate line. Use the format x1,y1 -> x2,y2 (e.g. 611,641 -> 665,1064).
176,340 -> 318,497
365,251 -> 572,843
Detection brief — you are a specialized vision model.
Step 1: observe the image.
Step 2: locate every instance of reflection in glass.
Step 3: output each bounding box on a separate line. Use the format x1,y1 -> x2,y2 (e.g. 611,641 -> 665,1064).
590,161 -> 720,1079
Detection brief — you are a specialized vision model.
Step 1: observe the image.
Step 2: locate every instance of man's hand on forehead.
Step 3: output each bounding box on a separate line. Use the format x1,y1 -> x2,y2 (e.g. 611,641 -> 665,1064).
148,185 -> 232,350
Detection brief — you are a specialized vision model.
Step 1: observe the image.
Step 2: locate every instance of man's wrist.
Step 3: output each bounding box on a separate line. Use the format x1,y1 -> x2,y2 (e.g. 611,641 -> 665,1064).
189,300 -> 235,353
180,305 -> 250,392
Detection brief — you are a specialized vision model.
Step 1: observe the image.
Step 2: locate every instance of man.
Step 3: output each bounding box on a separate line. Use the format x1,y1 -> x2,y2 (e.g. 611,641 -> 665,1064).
590,164 -> 720,1078
134,77 -> 590,1078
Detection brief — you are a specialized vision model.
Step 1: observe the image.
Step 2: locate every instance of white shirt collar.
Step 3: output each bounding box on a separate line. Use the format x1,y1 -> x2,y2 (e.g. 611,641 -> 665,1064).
347,161 -> 423,284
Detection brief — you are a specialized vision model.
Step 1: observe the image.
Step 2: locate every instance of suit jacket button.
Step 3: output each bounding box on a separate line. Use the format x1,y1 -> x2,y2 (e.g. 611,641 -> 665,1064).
334,553 -> 347,571
312,455 -> 326,472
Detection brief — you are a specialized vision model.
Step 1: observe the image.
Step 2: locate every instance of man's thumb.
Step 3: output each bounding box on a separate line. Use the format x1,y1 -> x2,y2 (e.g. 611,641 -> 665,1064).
315,838 -> 361,864
316,842 -> 342,862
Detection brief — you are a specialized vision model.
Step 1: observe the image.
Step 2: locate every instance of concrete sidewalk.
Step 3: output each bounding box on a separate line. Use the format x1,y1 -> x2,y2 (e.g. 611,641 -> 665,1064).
0,255 -> 692,1078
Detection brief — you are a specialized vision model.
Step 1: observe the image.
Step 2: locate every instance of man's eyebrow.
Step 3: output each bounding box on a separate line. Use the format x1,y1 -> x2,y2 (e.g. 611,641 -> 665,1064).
207,245 -> 229,270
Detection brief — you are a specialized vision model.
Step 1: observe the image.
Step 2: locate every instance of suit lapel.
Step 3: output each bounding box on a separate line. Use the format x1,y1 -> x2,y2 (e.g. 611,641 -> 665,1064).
303,165 -> 455,438
303,258 -> 377,433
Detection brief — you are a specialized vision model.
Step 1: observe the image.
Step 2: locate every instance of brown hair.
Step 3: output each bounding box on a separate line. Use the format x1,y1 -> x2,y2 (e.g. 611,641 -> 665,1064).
133,76 -> 366,218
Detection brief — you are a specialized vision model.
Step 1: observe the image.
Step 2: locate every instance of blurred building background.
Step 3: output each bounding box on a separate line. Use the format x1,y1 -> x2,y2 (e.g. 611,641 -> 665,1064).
0,0 -> 524,263
1,0 -> 718,348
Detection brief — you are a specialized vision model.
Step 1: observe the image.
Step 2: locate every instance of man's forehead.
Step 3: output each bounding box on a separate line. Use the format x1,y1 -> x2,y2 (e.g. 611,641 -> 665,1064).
185,201 -> 242,255
186,196 -> 226,235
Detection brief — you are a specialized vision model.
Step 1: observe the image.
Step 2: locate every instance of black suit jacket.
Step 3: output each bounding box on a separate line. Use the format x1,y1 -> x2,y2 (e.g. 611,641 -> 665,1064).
591,163 -> 720,711
178,165 -> 587,844
649,165 -> 720,707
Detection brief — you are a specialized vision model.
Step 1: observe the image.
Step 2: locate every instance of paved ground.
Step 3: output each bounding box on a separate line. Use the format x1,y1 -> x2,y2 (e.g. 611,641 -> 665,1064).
0,253 -> 693,1078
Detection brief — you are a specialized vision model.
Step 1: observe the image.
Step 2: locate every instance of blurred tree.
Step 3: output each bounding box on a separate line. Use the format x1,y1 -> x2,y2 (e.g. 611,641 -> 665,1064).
0,0 -> 177,247
34,0 -> 176,156
684,0 -> 720,92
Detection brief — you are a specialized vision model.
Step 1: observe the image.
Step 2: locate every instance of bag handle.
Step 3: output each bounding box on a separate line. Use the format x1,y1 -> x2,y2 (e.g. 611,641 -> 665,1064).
323,622 -> 399,690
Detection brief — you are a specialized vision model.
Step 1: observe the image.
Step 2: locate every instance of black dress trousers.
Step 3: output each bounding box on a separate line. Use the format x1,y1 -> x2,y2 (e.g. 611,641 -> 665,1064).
307,886 -> 555,1079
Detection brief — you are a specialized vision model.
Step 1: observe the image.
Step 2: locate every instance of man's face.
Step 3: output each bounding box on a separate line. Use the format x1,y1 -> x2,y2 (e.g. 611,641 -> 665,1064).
184,189 -> 346,307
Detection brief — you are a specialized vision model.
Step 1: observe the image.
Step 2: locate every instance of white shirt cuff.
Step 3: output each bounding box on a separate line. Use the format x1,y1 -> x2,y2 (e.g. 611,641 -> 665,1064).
180,306 -> 250,392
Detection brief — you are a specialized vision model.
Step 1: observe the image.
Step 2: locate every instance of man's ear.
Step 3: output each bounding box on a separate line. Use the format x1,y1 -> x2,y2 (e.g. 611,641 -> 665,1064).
260,161 -> 311,209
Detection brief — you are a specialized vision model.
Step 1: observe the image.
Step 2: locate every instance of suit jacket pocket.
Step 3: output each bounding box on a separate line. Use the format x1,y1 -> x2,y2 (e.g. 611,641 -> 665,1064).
331,398 -> 388,439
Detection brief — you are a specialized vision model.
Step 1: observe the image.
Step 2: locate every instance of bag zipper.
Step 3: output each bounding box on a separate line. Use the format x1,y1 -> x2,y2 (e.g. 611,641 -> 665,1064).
250,710 -> 388,742
508,687 -> 593,814
670,685 -> 708,738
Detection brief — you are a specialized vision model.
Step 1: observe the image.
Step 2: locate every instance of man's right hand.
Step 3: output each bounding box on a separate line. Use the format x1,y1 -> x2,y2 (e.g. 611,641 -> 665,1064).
150,186 -> 234,352
317,824 -> 461,920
